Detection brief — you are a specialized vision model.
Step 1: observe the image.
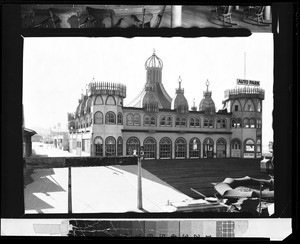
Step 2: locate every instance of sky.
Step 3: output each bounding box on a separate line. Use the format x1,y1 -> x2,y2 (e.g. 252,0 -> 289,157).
23,34 -> 273,147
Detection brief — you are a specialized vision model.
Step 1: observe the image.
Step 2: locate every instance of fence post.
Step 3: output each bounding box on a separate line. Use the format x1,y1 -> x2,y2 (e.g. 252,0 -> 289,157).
68,166 -> 72,214
137,157 -> 143,210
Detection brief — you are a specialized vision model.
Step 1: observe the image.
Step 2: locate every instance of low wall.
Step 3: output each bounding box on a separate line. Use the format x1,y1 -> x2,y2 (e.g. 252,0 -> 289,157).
25,156 -> 138,169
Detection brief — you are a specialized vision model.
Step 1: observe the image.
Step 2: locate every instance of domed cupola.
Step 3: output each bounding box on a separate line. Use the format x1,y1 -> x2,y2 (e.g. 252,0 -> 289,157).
171,76 -> 189,113
145,49 -> 163,84
199,80 -> 216,115
145,49 -> 163,69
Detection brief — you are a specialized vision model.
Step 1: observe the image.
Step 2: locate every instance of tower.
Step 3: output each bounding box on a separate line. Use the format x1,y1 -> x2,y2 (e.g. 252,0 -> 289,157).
199,80 -> 216,115
223,80 -> 265,158
88,81 -> 126,157
171,76 -> 189,113
127,50 -> 172,109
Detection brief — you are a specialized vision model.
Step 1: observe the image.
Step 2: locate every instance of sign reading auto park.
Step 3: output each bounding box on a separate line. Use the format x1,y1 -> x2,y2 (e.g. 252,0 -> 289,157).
237,79 -> 260,86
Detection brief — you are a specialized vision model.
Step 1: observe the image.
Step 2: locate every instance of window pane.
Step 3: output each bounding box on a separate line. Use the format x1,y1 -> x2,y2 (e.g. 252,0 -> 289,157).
94,112 -> 103,124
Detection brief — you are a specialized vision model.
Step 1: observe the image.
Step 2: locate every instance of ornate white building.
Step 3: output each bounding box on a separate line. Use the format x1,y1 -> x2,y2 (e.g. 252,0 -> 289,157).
67,51 -> 264,159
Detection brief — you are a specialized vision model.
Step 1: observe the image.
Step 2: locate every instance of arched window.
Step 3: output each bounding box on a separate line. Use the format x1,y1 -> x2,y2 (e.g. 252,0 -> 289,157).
244,99 -> 255,111
231,118 -> 236,128
209,118 -> 214,128
117,97 -> 123,106
126,137 -> 140,155
190,117 -> 195,127
144,137 -> 156,159
105,137 -> 116,156
85,97 -> 92,114
175,116 -> 180,127
175,138 -> 187,158
236,118 -> 242,128
105,95 -> 116,105
166,116 -> 172,126
195,117 -> 200,127
160,116 -> 166,126
204,118 -> 209,128
257,102 -> 262,112
105,111 -> 116,124
94,95 -> 103,105
117,113 -> 123,125
94,136 -> 103,156
203,138 -> 214,158
189,138 -> 200,158
159,137 -> 172,159
244,139 -> 255,153
69,121 -> 75,130
150,115 -> 156,126
216,138 -> 227,158
144,114 -> 150,126
250,118 -> 256,128
94,111 -> 103,124
127,113 -> 134,125
117,137 -> 123,156
232,100 -> 241,112
133,114 -> 141,126
217,118 -> 221,128
243,118 -> 250,128
221,119 -> 227,128
257,139 -> 261,153
181,117 -> 186,127
257,119 -> 262,128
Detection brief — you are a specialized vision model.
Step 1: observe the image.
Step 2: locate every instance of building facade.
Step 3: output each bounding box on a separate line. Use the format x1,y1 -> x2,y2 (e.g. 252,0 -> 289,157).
67,51 -> 265,159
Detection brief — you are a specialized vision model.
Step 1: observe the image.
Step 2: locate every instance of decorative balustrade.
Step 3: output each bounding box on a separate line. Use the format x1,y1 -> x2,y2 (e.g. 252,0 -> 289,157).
88,81 -> 126,97
224,87 -> 265,100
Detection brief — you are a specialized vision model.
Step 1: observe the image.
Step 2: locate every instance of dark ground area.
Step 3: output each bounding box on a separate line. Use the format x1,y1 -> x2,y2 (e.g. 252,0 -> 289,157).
140,158 -> 272,199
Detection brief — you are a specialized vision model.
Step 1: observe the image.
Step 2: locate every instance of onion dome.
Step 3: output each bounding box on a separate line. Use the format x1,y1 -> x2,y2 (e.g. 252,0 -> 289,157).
171,76 -> 189,113
199,80 -> 216,115
142,83 -> 160,112
145,49 -> 163,70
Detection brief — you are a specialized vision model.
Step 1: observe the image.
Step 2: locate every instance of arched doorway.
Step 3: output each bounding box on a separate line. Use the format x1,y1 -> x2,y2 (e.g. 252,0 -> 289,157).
203,138 -> 214,158
231,138 -> 241,158
144,137 -> 156,159
159,137 -> 172,159
126,137 -> 140,156
189,138 -> 201,158
105,136 -> 116,156
216,138 -> 227,158
175,138 -> 187,158
94,136 -> 103,156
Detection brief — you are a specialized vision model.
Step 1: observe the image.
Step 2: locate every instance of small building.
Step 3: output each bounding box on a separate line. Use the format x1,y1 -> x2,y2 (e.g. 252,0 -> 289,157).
23,128 -> 36,157
51,130 -> 69,151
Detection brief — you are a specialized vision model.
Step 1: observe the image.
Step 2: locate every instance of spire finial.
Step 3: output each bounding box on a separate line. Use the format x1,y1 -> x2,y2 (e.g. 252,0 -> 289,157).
206,79 -> 210,92
178,76 -> 182,89
153,48 -> 156,54
193,98 -> 195,106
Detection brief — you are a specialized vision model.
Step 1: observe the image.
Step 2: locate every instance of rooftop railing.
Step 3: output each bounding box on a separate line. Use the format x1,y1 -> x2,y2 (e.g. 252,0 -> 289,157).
88,82 -> 126,98
224,87 -> 265,100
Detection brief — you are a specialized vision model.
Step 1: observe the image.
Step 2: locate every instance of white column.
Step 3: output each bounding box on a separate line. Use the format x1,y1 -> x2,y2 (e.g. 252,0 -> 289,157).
264,6 -> 271,21
171,5 -> 182,27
